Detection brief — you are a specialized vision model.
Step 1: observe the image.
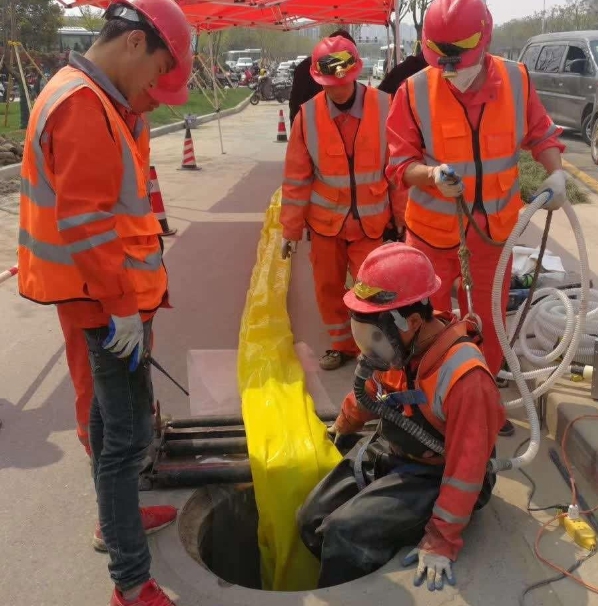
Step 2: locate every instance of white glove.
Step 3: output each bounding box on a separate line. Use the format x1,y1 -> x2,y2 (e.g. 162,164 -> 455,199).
532,169 -> 567,211
402,548 -> 456,591
432,164 -> 464,198
102,313 -> 144,371
281,238 -> 298,260
326,422 -> 342,445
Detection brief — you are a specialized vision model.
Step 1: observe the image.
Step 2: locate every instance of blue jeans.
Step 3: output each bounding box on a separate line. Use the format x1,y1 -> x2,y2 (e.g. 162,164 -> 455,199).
84,321 -> 154,591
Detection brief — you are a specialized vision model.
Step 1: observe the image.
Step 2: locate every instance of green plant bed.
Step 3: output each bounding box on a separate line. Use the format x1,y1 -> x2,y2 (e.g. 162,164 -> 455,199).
148,88 -> 251,127
0,102 -> 24,142
519,150 -> 588,205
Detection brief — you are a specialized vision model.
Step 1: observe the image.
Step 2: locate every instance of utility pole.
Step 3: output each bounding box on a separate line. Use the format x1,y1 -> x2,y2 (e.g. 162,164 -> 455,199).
542,0 -> 546,33
3,1 -> 15,127
395,0 -> 402,65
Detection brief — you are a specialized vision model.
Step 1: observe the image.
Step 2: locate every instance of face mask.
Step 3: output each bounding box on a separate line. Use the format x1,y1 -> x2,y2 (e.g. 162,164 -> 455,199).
448,62 -> 483,92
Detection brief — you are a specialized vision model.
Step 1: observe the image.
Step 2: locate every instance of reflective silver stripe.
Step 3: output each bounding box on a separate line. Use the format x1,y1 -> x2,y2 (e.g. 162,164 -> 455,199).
359,199 -> 389,217
114,132 -> 152,217
57,211 -> 112,231
376,89 -> 390,164
283,177 -> 313,187
310,191 -> 344,212
433,505 -> 470,525
124,250 -> 162,271
526,122 -> 558,149
23,77 -> 88,209
355,170 -> 385,185
19,228 -> 74,265
485,181 -> 520,215
326,320 -> 351,331
314,171 -> 384,189
442,476 -> 483,493
331,332 -> 353,343
315,170 -> 351,188
432,344 -> 486,421
68,230 -> 118,255
412,71 -> 434,156
503,60 -> 526,145
303,98 -> 319,165
389,155 -> 413,166
423,153 -> 519,177
410,188 -> 463,216
281,197 -> 308,207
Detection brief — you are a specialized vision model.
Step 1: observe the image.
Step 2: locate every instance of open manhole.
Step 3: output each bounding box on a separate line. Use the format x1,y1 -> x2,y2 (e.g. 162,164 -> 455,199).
179,484 -> 263,589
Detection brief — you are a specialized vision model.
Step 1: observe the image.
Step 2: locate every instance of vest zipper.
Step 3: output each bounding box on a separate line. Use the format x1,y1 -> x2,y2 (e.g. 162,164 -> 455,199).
348,155 -> 359,219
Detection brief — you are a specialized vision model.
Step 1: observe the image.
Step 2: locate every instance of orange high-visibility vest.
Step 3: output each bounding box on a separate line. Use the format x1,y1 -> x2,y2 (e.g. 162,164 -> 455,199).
136,115 -> 151,179
18,67 -> 166,311
405,56 -> 529,248
300,86 -> 392,238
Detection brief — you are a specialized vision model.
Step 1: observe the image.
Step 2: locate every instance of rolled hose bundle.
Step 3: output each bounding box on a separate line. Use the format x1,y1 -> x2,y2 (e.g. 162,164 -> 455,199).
354,361 -> 445,456
490,194 -> 590,472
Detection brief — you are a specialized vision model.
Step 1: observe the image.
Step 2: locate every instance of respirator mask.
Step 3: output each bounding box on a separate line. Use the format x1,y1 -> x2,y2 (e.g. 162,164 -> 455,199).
350,309 -> 415,373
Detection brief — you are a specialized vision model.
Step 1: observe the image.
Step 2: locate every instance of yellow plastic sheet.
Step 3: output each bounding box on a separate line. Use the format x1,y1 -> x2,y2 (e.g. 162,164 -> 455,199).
237,188 -> 342,591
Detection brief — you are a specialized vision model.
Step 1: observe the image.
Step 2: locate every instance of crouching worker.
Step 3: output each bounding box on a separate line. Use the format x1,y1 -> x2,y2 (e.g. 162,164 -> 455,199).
297,242 -> 505,591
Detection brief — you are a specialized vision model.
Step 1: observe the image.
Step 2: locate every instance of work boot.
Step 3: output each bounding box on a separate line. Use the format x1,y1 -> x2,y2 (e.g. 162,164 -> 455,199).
319,350 -> 353,371
110,579 -> 175,606
93,506 -> 177,552
499,420 -> 515,437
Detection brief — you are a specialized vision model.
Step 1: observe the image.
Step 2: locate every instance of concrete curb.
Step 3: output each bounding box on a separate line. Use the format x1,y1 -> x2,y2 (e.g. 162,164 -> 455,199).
0,92 -> 252,180
563,158 -> 598,197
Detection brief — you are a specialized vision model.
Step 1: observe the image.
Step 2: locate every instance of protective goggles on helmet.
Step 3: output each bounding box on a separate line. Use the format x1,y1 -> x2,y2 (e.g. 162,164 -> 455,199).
314,50 -> 357,79
353,281 -> 399,306
425,31 -> 482,58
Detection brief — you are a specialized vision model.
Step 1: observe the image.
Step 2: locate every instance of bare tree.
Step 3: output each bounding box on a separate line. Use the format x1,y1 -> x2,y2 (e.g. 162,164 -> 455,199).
410,0 -> 433,43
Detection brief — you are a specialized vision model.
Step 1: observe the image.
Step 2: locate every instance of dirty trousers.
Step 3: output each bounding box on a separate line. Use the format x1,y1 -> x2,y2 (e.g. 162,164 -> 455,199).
309,217 -> 382,354
57,306 -> 94,456
84,321 -> 154,591
405,212 -> 511,376
297,437 -> 495,588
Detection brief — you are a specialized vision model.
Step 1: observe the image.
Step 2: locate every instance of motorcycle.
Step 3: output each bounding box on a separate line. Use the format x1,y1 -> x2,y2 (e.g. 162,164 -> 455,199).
249,75 -> 276,105
272,77 -> 293,103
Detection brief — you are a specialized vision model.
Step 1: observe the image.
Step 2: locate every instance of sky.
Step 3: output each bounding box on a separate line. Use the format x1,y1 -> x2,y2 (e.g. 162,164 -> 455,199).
62,0 -> 567,27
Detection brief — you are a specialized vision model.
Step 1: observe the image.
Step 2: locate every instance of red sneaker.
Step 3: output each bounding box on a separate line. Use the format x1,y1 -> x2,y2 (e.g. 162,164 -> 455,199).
110,579 -> 175,606
93,506 -> 178,552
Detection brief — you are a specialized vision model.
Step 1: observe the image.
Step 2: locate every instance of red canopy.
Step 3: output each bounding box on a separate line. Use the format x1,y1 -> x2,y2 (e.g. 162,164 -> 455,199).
58,0 -> 392,30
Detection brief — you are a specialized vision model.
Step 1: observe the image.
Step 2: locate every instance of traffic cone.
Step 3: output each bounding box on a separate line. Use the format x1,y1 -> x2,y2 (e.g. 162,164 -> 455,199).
275,109 -> 288,143
179,127 -> 201,171
149,165 -> 177,237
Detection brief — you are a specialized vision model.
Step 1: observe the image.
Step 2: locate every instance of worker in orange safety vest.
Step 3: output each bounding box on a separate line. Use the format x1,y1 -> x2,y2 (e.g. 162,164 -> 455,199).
56,61 -> 191,461
281,36 -> 405,371
385,0 -> 567,437
17,1 -> 192,605
298,242 -> 505,591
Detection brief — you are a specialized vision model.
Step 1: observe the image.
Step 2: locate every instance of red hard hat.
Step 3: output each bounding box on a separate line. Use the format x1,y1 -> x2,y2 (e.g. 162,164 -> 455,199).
344,243 -> 441,314
310,37 -> 363,86
422,0 -> 492,71
149,48 -> 192,105
107,0 -> 191,70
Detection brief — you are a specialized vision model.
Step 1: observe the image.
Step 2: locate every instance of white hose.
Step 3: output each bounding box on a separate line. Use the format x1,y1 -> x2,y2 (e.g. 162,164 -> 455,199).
489,194 -> 590,472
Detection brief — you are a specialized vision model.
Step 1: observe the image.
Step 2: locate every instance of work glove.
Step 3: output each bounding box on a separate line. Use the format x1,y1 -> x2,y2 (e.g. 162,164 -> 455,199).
102,313 -> 144,372
326,422 -> 343,445
402,548 -> 456,592
532,169 -> 567,211
432,164 -> 464,198
281,238 -> 298,260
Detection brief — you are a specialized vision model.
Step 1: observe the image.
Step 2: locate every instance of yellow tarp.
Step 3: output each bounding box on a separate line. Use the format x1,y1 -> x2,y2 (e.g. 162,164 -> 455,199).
237,188 -> 342,591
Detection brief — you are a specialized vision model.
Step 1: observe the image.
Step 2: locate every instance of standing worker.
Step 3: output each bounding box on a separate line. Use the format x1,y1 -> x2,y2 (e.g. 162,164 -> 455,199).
281,37 -> 404,371
58,65 -> 190,462
18,1 -> 192,605
288,29 -> 356,126
386,0 -> 566,436
298,242 -> 505,591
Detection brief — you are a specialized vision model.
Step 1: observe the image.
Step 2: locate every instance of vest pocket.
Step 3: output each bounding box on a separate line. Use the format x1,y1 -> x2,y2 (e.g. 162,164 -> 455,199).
483,132 -> 515,157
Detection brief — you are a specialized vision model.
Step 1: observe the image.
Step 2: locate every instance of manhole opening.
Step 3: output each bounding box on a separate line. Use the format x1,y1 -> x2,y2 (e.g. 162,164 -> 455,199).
197,485 -> 262,589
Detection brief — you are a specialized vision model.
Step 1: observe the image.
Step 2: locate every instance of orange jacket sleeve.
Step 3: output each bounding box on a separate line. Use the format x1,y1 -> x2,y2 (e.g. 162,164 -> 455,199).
419,367 -> 506,561
281,109 -> 313,241
43,89 -> 138,318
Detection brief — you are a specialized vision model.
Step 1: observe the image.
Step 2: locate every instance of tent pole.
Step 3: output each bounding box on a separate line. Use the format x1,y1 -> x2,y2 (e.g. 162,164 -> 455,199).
208,31 -> 225,155
394,0 -> 402,65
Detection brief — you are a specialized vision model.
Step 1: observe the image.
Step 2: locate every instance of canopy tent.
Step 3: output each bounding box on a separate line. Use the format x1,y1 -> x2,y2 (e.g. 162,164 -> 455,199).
57,0 -> 393,31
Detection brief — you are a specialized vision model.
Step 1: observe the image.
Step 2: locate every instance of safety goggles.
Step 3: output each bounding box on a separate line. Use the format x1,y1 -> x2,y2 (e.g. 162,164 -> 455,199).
314,51 -> 357,79
353,281 -> 398,305
425,31 -> 482,58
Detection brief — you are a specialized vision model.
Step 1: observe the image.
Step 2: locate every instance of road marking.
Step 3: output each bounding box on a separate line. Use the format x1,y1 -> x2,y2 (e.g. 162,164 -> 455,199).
562,158 -> 598,195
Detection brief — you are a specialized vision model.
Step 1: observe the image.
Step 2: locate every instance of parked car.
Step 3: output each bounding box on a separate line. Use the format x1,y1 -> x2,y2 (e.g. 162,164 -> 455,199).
361,58 -> 374,77
519,31 -> 598,145
373,59 -> 385,79
236,57 -> 254,70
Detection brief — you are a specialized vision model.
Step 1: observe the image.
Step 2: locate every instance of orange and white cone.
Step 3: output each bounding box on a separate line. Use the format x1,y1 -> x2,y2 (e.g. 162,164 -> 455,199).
275,109 -> 288,143
149,165 -> 177,236
180,127 -> 201,171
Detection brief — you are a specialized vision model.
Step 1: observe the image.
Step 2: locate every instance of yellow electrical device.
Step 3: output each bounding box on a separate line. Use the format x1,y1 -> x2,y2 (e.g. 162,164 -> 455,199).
237,189 -> 343,591
561,507 -> 597,551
